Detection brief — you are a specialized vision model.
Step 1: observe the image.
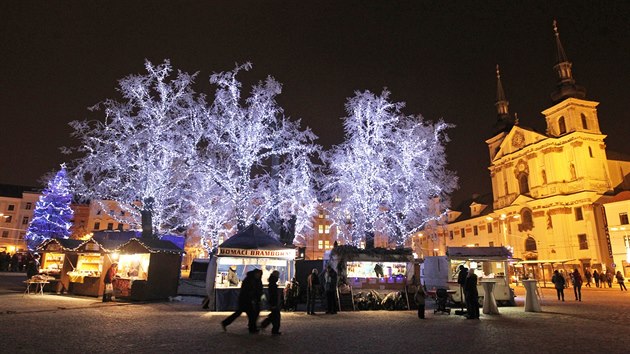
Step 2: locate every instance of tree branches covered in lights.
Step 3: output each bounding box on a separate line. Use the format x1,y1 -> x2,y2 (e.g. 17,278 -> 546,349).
25,164 -> 74,250
324,90 -> 457,247
65,60 -> 205,238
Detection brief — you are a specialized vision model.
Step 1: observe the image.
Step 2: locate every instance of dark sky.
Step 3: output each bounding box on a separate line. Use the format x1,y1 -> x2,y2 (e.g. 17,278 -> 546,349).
2,1 -> 629,206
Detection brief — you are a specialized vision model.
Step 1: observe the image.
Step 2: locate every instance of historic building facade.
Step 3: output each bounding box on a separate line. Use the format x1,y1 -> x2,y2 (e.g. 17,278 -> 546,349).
416,23 -> 630,278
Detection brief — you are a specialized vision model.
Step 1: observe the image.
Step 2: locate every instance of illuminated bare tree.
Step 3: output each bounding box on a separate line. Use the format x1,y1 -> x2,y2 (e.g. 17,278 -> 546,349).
324,90 -> 457,247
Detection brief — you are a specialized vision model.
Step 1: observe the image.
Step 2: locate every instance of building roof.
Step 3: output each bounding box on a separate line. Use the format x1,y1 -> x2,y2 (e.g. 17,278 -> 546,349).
449,192 -> 494,223
0,184 -> 40,198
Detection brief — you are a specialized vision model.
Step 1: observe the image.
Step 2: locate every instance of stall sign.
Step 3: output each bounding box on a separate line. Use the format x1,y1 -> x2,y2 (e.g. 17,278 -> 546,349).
218,247 -> 296,259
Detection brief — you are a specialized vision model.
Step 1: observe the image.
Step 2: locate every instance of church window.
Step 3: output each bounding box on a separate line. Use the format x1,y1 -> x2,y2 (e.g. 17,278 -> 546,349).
460,228 -> 465,238
473,225 -> 478,236
581,113 -> 588,129
558,116 -> 566,135
525,237 -> 537,252
578,234 -> 588,250
575,207 -> 583,221
518,173 -> 529,195
449,231 -> 454,240
487,223 -> 493,233
588,146 -> 593,158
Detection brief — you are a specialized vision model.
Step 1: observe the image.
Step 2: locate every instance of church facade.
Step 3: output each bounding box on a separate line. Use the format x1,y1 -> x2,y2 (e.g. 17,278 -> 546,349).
416,22 -> 630,279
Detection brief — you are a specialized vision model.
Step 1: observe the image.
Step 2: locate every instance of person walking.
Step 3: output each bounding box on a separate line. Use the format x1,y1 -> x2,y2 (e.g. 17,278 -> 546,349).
324,264 -> 338,314
414,286 -> 427,319
552,270 -> 565,301
606,271 -> 613,288
615,271 -> 627,291
593,270 -> 600,288
306,268 -> 319,315
572,269 -> 583,301
261,270 -> 282,335
464,268 -> 479,319
222,268 -> 263,333
456,264 -> 468,312
584,269 -> 592,287
102,262 -> 118,302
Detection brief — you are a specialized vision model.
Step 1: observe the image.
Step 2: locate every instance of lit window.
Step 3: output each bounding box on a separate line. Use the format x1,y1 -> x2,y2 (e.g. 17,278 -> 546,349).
325,225 -> 331,234
318,225 -> 324,234
319,213 -> 324,219
324,240 -> 330,249
318,240 -> 324,249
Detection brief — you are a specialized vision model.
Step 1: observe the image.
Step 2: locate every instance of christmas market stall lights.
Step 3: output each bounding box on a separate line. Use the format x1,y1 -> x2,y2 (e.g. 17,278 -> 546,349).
111,238 -> 184,301
444,246 -> 516,305
36,238 -> 83,293
327,245 -> 416,311
207,224 -> 296,311
65,238 -> 127,297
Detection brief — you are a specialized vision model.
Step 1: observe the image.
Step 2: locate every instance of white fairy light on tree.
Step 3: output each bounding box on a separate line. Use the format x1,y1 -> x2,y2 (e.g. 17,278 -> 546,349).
324,89 -> 457,247
64,60 -> 205,238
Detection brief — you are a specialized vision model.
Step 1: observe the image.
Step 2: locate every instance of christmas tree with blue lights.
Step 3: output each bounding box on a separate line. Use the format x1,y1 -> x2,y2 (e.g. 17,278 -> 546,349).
25,164 -> 74,250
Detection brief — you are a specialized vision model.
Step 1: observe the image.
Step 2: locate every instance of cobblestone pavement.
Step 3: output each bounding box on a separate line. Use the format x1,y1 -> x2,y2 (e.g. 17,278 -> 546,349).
1,272 -> 628,354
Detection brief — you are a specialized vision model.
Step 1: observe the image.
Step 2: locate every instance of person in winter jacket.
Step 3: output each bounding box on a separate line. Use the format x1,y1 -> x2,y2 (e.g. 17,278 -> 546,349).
261,270 -> 282,335
552,270 -> 565,301
572,269 -> 583,301
414,286 -> 427,319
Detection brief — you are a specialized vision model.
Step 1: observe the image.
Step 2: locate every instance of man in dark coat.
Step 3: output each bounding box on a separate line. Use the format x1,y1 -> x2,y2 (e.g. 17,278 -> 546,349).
222,268 -> 263,333
261,270 -> 281,335
464,268 -> 479,319
325,264 -> 338,314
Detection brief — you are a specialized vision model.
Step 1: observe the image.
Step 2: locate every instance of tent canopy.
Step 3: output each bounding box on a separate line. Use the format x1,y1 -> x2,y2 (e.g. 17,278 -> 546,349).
217,224 -> 288,250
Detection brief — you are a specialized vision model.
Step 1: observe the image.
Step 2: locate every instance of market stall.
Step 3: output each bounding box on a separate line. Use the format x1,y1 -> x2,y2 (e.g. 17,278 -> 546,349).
65,238 -> 126,297
327,245 -> 416,311
208,224 -> 296,311
36,238 -> 83,293
111,238 -> 184,301
445,246 -> 516,306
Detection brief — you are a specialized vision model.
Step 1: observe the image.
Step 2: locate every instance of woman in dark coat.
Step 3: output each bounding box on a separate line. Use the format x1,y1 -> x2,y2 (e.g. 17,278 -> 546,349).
261,270 -> 281,335
464,268 -> 479,319
552,270 -> 565,301
222,269 -> 263,333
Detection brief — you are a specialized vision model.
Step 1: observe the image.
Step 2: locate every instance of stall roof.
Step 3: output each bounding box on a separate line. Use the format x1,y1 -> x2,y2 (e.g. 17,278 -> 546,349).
119,238 -> 185,254
36,238 -> 83,252
218,224 -> 288,250
446,246 -> 512,260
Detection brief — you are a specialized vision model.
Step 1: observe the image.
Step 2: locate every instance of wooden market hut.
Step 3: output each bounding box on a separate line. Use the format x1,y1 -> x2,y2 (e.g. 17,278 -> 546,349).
112,237 -> 184,301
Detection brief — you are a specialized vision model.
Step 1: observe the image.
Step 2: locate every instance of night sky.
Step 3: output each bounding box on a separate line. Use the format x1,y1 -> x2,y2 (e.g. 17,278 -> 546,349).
2,1 -> 629,206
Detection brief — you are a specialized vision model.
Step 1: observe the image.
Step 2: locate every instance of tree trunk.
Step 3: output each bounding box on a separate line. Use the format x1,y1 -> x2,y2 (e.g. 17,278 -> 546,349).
141,197 -> 155,239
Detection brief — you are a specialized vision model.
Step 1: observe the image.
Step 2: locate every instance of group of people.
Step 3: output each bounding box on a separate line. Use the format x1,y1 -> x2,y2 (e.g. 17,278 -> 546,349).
552,268 -> 627,302
221,268 -> 283,335
0,251 -> 31,272
306,264 -> 338,315
457,265 -> 480,319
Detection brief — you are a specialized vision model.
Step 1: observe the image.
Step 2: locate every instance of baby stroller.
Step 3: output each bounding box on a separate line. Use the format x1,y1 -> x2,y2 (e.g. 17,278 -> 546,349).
433,288 -> 451,314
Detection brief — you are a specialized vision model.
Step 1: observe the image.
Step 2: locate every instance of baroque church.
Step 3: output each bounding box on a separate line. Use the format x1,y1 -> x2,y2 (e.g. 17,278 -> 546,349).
417,22 -> 630,279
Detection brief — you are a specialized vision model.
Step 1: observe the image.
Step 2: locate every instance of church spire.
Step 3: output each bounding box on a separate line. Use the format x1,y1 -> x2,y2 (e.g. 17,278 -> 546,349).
495,64 -> 509,118
551,20 -> 586,103
491,65 -> 515,136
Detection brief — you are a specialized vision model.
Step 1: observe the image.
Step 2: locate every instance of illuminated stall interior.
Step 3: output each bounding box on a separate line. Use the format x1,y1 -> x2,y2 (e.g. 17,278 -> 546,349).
216,256 -> 290,288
